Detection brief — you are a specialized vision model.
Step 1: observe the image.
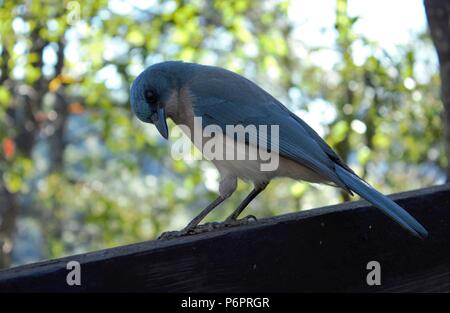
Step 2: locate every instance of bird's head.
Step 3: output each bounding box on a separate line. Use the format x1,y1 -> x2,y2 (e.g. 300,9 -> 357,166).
130,63 -> 178,139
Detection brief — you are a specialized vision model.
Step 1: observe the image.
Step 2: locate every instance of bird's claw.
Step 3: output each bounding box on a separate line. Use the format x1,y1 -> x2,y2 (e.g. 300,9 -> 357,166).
225,214 -> 257,227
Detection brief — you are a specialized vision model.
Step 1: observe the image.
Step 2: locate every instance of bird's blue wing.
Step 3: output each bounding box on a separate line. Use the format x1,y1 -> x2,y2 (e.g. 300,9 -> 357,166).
189,68 -> 346,188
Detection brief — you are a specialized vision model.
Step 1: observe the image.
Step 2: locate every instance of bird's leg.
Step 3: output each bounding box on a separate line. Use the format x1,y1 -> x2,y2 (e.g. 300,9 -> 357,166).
158,175 -> 237,240
158,195 -> 227,240
183,195 -> 228,232
224,182 -> 268,226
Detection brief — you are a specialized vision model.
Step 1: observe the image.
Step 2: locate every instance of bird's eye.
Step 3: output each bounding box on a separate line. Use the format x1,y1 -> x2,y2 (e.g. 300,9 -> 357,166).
145,90 -> 157,103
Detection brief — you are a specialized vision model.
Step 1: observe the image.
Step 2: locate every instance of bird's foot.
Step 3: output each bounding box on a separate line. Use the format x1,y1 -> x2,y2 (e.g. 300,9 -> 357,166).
158,222 -> 223,240
158,229 -> 189,240
158,216 -> 258,240
224,215 -> 257,227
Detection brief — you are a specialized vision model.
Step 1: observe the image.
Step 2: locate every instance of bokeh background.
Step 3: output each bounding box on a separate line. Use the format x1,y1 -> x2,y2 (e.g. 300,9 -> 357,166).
0,0 -> 448,269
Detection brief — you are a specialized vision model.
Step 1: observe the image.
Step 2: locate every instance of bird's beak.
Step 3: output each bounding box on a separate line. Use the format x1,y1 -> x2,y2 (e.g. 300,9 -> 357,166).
150,106 -> 169,139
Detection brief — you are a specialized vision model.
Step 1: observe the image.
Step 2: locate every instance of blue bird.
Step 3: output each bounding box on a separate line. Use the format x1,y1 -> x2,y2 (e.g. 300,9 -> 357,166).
130,61 -> 428,239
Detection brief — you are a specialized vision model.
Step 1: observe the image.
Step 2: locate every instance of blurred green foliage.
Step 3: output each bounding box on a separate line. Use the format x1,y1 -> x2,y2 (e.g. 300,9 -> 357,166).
0,0 -> 444,268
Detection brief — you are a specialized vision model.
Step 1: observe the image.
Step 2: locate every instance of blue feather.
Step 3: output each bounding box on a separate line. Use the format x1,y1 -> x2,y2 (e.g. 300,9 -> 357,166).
335,165 -> 428,238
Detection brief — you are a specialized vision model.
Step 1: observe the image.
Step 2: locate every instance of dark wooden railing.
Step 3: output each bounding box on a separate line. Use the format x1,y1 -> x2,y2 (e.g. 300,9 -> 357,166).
1,184 -> 449,292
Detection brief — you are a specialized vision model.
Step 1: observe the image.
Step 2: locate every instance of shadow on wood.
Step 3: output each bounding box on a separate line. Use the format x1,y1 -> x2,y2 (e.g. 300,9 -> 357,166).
0,184 -> 450,292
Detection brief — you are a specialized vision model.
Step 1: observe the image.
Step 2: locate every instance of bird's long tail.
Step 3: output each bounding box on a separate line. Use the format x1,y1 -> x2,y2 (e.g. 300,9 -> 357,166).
335,165 -> 428,238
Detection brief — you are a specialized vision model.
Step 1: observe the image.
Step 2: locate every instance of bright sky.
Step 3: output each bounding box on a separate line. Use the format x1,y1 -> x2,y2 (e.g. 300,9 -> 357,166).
292,0 -> 427,43
289,0 -> 429,68
106,0 -> 428,51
